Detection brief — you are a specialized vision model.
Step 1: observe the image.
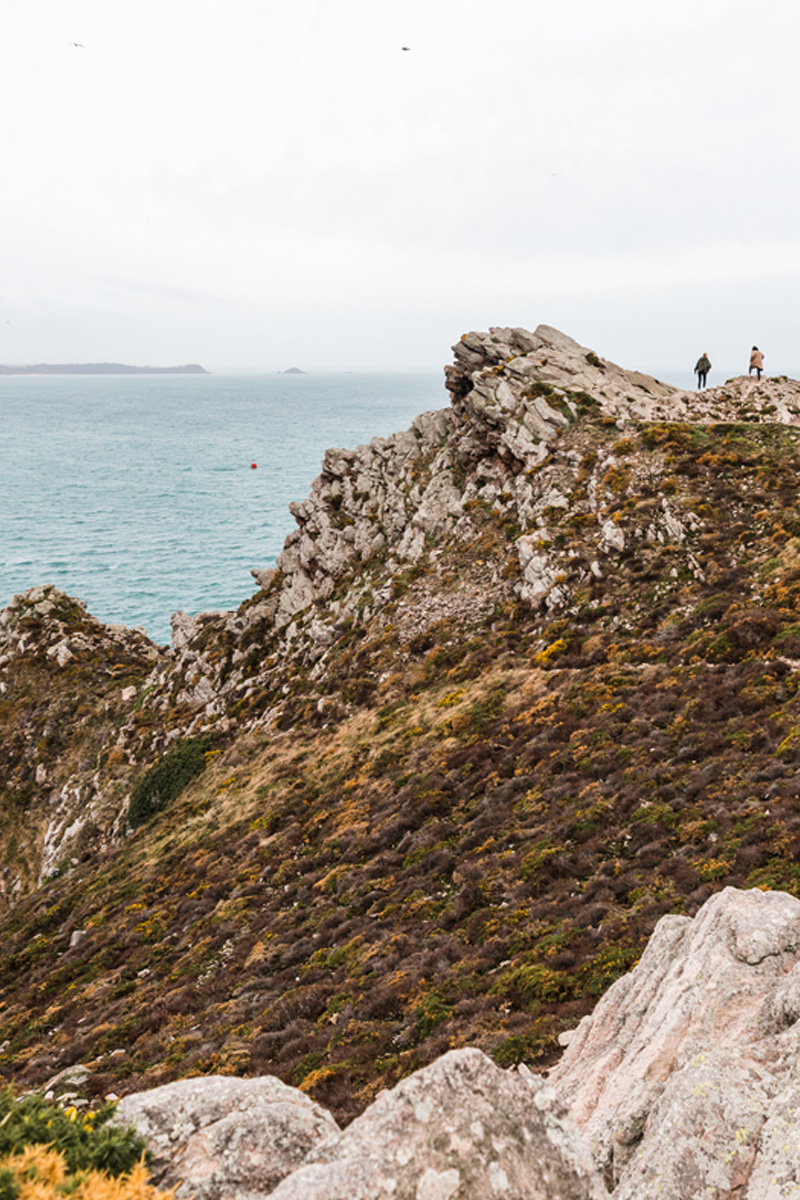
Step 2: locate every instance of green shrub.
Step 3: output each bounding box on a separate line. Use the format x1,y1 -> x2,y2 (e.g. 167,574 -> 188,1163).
128,738 -> 210,828
0,1089 -> 147,1177
492,962 -> 576,1008
581,942 -> 641,998
414,990 -> 454,1041
493,1025 -> 559,1067
0,1167 -> 17,1200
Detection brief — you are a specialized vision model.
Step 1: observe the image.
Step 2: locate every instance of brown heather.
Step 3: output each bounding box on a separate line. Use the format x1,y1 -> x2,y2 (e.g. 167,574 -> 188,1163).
3,329 -> 800,1124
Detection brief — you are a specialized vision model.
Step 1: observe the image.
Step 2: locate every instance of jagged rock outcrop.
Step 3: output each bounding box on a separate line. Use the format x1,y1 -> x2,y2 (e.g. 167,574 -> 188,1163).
140,325 -> 800,742
0,585 -> 163,901
115,1075 -> 339,1200
551,886 -> 800,1197
0,585 -> 160,674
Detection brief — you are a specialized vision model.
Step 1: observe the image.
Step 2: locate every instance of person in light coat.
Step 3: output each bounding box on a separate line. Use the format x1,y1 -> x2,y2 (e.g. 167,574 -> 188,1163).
749,346 -> 764,379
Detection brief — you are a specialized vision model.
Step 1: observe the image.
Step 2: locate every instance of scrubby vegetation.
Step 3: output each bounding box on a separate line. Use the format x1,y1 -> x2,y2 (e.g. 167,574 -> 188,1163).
0,1090 -> 145,1176
0,1148 -> 167,1200
0,1090 -> 158,1200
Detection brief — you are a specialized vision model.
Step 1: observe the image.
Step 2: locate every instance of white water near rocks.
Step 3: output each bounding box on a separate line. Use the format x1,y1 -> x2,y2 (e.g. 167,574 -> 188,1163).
0,372 -> 442,644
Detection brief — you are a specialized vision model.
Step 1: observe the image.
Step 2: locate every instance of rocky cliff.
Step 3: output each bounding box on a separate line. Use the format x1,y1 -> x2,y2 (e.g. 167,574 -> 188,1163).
4,325 -> 800,1127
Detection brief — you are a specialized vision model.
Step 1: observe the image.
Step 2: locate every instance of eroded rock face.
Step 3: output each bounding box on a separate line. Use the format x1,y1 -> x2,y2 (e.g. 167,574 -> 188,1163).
551,886 -> 800,1197
114,1074 -> 339,1200
126,323 -> 800,753
149,325 -> 800,745
268,1047 -> 604,1200
0,585 -> 163,901
143,326 -> 682,732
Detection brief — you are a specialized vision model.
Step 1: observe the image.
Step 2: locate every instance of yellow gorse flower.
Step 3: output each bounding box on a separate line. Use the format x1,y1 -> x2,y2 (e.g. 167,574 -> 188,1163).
0,1146 -> 176,1200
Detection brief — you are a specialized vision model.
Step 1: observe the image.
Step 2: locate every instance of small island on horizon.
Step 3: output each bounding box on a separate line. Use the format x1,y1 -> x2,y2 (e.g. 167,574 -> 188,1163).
0,362 -> 208,376
280,366 -> 306,374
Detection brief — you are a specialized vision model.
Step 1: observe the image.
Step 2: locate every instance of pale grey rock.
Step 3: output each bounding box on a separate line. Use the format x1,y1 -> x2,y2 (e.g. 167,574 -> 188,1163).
250,567 -> 278,590
660,500 -> 686,544
269,1048 -> 604,1200
396,470 -> 463,562
743,1071 -> 800,1199
321,446 -> 355,479
43,1063 -> 91,1094
47,640 -> 74,667
189,677 -> 216,707
307,618 -> 335,646
517,534 -> 565,608
115,1074 -> 339,1200
598,518 -> 625,554
500,417 -> 545,463
412,408 -> 454,444
612,1046 -> 775,1198
550,887 -> 800,1197
763,960 -> 800,1032
274,564 -> 317,628
171,611 -> 200,653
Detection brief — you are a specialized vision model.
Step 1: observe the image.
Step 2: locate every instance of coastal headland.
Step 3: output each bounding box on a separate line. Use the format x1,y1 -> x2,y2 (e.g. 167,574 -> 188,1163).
3,325 -> 800,1196
0,362 -> 208,375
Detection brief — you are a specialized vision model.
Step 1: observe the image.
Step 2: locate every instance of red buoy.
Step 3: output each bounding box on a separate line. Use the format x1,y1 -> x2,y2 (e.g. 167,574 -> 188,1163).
250,462 -> 257,469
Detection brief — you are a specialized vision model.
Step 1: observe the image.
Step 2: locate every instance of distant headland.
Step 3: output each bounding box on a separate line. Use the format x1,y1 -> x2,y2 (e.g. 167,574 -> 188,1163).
0,363 -> 208,375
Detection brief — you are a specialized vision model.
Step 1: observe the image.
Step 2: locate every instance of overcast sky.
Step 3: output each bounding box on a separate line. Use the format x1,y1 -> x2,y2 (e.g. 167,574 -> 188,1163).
2,0 -> 800,373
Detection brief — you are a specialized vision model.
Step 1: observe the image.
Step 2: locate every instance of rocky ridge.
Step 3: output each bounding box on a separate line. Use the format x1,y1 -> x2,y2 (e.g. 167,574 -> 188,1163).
0,587 -> 160,897
130,325 -> 800,737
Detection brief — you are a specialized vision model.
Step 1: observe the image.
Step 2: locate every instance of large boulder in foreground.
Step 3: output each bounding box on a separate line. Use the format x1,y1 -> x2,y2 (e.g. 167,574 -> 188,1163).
551,886 -> 800,1196
269,1047 -> 604,1200
114,1074 -> 339,1199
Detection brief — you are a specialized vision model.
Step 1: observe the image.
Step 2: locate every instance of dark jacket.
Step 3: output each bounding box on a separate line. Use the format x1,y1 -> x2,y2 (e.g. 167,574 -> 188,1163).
695,355 -> 711,374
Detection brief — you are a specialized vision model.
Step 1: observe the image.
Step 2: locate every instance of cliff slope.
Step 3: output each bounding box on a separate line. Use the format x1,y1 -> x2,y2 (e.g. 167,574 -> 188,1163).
3,325 -> 800,1120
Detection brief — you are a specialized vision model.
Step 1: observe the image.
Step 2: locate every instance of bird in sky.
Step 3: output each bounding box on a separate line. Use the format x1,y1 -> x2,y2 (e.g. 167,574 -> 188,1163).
401,46 -> 411,51
71,42 -> 85,48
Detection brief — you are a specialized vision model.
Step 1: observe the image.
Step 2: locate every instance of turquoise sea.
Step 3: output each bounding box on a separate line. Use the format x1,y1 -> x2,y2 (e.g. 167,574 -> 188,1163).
0,372 -> 445,645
